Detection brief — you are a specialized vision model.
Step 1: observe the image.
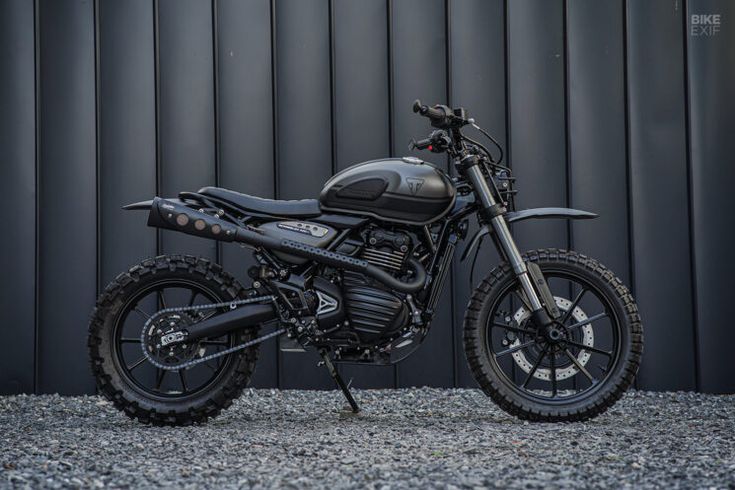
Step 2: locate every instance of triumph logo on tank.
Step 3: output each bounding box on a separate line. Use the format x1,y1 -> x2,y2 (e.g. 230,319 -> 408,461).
405,177 -> 424,196
690,13 -> 721,36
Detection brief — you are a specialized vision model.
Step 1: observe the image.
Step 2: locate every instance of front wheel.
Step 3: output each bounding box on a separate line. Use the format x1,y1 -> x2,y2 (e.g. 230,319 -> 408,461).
464,248 -> 642,422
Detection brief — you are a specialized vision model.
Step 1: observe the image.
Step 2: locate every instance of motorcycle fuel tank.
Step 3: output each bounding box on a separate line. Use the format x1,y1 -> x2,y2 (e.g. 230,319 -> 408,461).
319,157 -> 456,225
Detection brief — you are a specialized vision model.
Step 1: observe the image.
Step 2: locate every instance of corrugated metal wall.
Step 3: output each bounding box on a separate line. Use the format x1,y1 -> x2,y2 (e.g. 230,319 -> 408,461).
1,0 -> 733,395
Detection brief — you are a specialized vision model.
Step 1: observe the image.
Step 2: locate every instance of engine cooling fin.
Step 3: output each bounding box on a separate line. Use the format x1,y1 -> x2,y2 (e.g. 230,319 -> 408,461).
360,247 -> 406,272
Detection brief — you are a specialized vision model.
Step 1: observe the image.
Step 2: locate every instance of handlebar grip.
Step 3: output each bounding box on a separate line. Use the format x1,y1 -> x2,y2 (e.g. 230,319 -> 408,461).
412,137 -> 432,150
424,106 -> 446,120
412,99 -> 448,124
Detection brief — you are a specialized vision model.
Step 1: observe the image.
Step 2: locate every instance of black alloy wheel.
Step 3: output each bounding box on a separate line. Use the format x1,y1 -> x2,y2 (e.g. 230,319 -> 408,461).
89,255 -> 260,426
112,280 -> 236,401
464,249 -> 642,422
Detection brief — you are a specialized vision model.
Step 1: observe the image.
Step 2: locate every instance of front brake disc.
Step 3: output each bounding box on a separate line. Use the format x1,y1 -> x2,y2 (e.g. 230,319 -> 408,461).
510,296 -> 594,381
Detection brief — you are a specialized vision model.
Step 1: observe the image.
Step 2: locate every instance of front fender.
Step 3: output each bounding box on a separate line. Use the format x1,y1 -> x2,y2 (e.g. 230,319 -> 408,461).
460,207 -> 598,261
505,207 -> 597,224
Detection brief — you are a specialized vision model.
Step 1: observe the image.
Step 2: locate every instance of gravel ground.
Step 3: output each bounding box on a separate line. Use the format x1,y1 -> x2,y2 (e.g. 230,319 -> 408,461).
1,389 -> 733,489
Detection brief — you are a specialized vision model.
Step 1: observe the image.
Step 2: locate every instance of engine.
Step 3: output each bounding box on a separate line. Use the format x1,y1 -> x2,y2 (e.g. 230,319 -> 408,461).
341,271 -> 409,342
360,228 -> 411,272
323,227 -> 416,346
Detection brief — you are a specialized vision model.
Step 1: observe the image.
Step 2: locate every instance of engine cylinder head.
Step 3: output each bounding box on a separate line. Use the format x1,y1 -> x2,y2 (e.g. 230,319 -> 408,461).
360,248 -> 406,272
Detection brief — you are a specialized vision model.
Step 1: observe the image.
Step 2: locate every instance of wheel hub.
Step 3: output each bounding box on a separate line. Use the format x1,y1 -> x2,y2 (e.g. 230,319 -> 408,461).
509,296 -> 594,381
546,325 -> 564,343
143,313 -> 202,367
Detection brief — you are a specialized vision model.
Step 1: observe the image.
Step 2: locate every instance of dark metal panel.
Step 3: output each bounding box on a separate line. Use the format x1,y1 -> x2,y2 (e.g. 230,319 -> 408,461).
157,0 -> 216,259
567,0 -> 629,285
98,0 -> 157,287
627,0 -> 697,390
506,0 -> 568,252
216,0 -> 278,388
392,0 -> 454,388
505,0 -> 567,389
275,0 -> 333,201
0,0 -> 36,394
448,0 -> 506,388
686,0 -> 735,393
332,0 -> 394,388
37,0 -> 97,394
566,0 -> 627,382
333,0 -> 391,172
276,0 -> 334,389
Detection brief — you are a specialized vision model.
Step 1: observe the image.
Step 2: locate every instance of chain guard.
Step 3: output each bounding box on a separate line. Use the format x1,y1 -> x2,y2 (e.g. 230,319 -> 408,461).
139,295 -> 284,371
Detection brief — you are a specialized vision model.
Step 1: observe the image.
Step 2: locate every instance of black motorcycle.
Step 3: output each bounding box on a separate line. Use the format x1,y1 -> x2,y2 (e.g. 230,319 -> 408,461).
89,101 -> 642,425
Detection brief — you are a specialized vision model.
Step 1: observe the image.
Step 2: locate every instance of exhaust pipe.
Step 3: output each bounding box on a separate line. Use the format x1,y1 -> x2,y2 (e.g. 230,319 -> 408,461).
146,197 -> 245,243
145,197 -> 426,293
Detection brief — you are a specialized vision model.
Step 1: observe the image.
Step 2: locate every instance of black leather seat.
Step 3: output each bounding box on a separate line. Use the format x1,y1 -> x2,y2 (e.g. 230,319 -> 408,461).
198,186 -> 321,218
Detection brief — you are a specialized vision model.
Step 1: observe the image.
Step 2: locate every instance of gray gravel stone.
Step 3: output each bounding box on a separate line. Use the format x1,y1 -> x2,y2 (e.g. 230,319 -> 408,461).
1,389 -> 733,489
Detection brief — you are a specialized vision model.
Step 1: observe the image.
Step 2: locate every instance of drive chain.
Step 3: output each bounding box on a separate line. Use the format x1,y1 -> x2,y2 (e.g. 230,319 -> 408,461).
138,295 -> 284,371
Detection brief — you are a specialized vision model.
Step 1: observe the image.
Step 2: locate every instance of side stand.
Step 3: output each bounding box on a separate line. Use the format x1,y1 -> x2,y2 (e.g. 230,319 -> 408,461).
318,349 -> 360,413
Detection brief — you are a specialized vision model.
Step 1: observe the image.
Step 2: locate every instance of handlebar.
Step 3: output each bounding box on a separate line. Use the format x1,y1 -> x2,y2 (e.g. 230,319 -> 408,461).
412,99 -> 469,130
409,130 -> 452,153
412,100 -> 447,121
411,99 -> 505,167
411,136 -> 433,151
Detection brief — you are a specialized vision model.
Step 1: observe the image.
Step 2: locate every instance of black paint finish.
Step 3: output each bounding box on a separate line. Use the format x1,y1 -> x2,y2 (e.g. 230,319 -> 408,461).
0,0 -> 36,394
627,0 -> 697,391
448,0 -> 506,388
332,0 -> 394,388
2,0 -> 732,394
275,0 -> 334,389
36,0 -> 97,394
98,0 -> 157,286
566,0 -> 628,373
686,0 -> 735,393
392,0 -> 454,389
507,0 -> 569,253
215,0 -> 278,388
567,0 -> 630,286
157,0 -> 217,260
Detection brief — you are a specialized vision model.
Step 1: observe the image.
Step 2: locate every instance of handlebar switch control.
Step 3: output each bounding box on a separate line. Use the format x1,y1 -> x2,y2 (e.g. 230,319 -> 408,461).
409,130 -> 451,153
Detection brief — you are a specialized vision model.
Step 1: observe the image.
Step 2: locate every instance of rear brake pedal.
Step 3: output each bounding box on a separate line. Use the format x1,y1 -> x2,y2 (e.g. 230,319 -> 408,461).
279,335 -> 306,352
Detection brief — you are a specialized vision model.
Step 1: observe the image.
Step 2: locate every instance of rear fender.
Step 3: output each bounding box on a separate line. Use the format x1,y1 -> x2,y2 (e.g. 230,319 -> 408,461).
122,195 -> 204,211
122,199 -> 154,210
123,197 -> 205,213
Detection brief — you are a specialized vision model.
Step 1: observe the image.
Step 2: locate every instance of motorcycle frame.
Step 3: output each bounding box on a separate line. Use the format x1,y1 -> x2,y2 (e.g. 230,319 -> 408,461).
252,196 -> 475,330
125,109 -> 600,356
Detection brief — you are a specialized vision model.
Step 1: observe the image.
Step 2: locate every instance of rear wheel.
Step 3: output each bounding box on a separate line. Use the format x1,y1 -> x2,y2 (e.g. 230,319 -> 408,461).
464,249 -> 642,422
88,255 -> 259,426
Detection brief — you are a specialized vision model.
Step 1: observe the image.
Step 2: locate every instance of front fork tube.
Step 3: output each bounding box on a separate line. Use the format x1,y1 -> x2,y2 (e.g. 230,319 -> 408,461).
464,165 -> 554,326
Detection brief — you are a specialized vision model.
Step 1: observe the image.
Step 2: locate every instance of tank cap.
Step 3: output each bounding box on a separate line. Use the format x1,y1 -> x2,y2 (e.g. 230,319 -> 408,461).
401,156 -> 423,164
